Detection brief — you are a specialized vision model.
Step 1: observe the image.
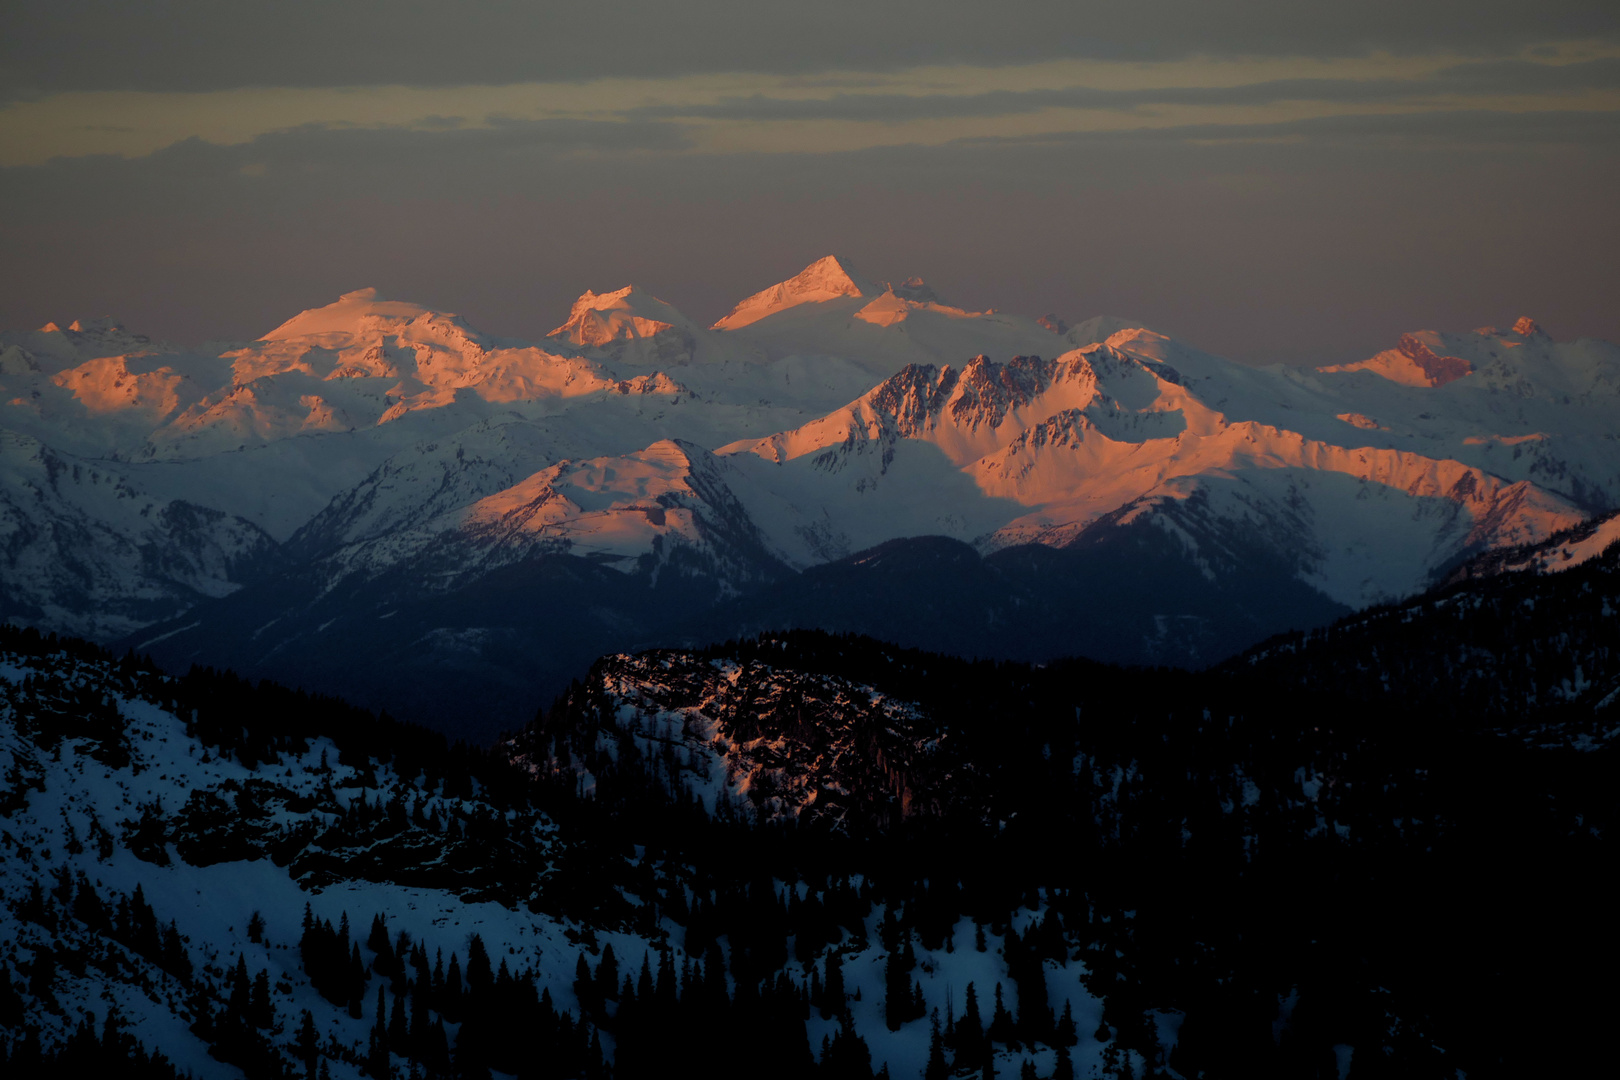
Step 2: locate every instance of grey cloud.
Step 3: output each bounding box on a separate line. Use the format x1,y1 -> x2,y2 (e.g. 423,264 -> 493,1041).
222,115 -> 691,162
1435,55 -> 1620,92
625,82 -> 1404,124
2,1 -> 1617,99
628,57 -> 1620,124
0,117 -> 694,227
951,107 -> 1620,149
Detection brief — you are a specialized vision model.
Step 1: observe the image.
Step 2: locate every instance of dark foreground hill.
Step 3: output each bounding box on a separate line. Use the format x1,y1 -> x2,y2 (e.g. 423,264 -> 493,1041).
3,521 -> 1618,1077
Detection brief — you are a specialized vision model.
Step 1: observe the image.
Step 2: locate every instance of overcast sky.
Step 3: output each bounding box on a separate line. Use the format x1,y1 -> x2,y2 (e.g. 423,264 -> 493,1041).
2,1 -> 1616,364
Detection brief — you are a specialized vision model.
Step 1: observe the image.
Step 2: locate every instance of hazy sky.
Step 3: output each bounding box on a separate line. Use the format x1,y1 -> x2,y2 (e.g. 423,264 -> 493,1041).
2,1 -> 1617,365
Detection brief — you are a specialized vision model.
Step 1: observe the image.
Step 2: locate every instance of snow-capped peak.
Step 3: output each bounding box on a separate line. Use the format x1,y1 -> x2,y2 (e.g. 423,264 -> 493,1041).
1318,331 -> 1475,388
1064,316 -> 1161,347
547,285 -> 692,347
711,255 -> 878,330
1512,315 -> 1547,339
260,287 -> 454,341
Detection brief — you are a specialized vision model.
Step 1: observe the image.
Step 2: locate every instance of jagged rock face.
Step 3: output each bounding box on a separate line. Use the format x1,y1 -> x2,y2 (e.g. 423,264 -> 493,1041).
509,647 -> 978,831
1395,333 -> 1473,387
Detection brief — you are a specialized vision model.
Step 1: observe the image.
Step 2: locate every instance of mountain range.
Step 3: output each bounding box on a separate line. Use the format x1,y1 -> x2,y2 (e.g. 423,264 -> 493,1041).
5,256 -> 1619,738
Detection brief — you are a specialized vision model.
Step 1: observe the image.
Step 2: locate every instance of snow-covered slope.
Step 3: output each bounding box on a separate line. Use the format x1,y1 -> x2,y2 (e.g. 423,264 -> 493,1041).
1514,509 -> 1620,573
0,430 -> 274,640
1444,506 -> 1620,579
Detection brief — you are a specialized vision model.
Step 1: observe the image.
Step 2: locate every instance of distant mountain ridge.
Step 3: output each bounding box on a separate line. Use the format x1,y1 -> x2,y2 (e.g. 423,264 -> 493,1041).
5,257 -> 1620,736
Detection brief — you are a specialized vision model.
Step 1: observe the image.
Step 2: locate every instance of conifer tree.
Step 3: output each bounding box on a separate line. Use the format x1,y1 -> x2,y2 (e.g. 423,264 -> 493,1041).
1057,1000 -> 1079,1046
297,1010 -> 320,1079
822,948 -> 846,1021
427,1017 -> 450,1073
389,988 -> 409,1047
593,942 -> 618,1002
958,982 -> 986,1068
989,982 -> 1018,1048
161,921 -> 192,983
637,952 -> 654,1002
227,954 -> 251,1026
348,943 -> 367,1018
72,875 -> 110,933
573,952 -> 595,1016
655,948 -> 676,1008
925,1012 -> 949,1080
250,968 -> 273,1028
443,952 -> 463,1019
822,1026 -> 876,1079
884,930 -> 919,1030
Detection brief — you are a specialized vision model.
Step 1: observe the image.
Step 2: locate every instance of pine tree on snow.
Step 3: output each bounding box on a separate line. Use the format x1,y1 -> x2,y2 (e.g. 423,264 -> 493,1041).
250,968 -> 273,1028
958,982 -> 986,1067
822,947 -> 847,1021
227,954 -> 251,1026
297,1010 -> 320,1078
592,942 -> 618,1002
1058,999 -> 1079,1046
989,982 -> 1018,1048
347,943 -> 367,1018
926,1016 -> 946,1080
388,988 -> 408,1047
